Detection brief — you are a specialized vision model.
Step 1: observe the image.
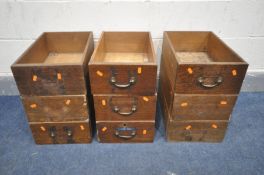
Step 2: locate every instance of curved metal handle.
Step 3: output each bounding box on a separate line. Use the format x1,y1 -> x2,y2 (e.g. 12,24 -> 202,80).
197,76 -> 223,88
110,75 -> 136,88
115,127 -> 136,139
112,105 -> 137,116
110,97 -> 138,116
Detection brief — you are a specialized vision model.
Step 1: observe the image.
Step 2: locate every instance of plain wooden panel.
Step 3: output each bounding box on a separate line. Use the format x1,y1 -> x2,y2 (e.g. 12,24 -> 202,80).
12,65 -> 87,95
171,94 -> 237,121
167,120 -> 228,142
22,95 -> 89,122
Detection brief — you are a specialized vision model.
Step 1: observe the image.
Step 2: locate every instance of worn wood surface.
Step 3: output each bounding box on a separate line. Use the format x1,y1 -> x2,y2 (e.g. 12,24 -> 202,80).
22,95 -> 89,122
12,65 -> 87,95
93,94 -> 156,121
162,31 -> 248,94
166,120 -> 228,142
171,94 -> 237,121
11,32 -> 94,96
89,32 -> 157,95
159,86 -> 230,142
89,65 -> 157,95
96,121 -> 155,143
175,64 -> 248,94
30,120 -> 92,144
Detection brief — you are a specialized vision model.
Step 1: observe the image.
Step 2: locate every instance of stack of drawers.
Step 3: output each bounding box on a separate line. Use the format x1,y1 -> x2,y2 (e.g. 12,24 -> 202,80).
89,32 -> 157,143
11,32 -> 94,144
159,31 -> 248,142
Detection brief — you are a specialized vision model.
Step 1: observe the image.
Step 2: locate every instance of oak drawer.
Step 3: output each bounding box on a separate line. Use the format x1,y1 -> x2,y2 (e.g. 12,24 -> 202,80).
22,95 -> 89,122
89,32 -> 157,95
96,121 -> 155,143
171,94 -> 237,121
30,120 -> 92,144
11,32 -> 94,96
93,94 -> 156,121
166,120 -> 228,142
163,31 -> 248,94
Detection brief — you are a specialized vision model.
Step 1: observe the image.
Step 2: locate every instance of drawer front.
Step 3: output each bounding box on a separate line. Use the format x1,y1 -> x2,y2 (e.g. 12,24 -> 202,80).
172,94 -> 237,121
175,64 -> 248,94
22,95 -> 89,122
94,95 -> 156,121
12,65 -> 87,96
96,121 -> 155,143
167,121 -> 228,142
89,65 -> 157,95
30,121 -> 92,144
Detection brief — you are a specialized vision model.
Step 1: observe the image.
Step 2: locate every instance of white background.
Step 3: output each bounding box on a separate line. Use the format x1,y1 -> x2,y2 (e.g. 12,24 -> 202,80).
0,0 -> 264,74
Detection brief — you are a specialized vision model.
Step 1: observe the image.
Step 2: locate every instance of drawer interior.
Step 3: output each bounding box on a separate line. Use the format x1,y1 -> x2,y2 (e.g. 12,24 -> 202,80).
91,32 -> 155,63
166,32 -> 246,63
16,32 -> 91,65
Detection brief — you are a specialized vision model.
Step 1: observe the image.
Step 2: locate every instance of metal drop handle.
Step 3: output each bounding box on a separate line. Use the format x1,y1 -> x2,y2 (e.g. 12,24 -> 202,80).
115,127 -> 136,139
110,74 -> 136,88
49,126 -> 57,144
112,105 -> 137,116
197,76 -> 223,88
110,97 -> 138,116
64,127 -> 74,143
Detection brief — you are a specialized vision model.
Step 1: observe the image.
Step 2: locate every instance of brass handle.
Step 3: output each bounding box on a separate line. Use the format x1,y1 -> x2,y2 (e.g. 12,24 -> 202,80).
197,76 -> 223,88
110,97 -> 138,116
115,127 -> 136,139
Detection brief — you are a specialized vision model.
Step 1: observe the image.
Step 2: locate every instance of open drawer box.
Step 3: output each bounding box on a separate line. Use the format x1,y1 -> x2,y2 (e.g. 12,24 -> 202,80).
89,32 -> 157,95
11,32 -> 94,96
163,31 -> 248,94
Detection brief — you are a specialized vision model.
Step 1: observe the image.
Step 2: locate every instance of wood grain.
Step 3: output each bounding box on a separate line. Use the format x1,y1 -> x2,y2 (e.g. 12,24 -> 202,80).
166,120 -> 228,142
171,94 -> 237,121
22,95 -> 89,122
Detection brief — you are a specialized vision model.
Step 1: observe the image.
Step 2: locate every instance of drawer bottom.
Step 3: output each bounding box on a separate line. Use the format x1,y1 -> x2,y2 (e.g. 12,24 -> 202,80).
96,121 -> 155,143
30,120 -> 92,144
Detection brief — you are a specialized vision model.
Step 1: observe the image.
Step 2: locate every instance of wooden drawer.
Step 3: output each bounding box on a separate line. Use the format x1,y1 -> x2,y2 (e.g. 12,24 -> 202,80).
171,94 -> 237,121
163,31 -> 248,94
22,95 -> 89,122
11,32 -> 94,96
29,120 -> 92,144
96,121 -> 155,143
166,121 -> 228,142
89,32 -> 157,95
93,94 -> 156,121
